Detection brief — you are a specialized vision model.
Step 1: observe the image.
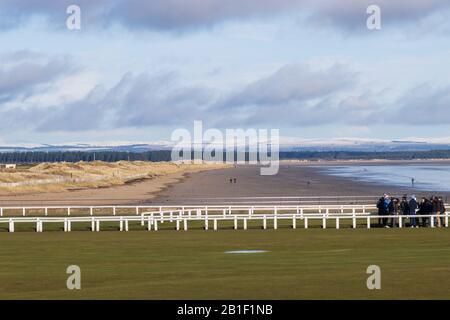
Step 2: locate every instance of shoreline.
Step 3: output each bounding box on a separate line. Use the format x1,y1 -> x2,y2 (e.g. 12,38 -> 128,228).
1,161 -> 449,206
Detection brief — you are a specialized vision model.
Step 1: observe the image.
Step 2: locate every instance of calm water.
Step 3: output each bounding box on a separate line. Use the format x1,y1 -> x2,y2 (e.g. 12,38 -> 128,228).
318,165 -> 450,192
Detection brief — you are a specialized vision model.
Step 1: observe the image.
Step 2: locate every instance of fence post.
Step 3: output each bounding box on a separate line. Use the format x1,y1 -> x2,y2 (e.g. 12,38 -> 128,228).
204,218 -> 208,231
304,217 -> 308,229
154,220 -> 158,231
64,218 -> 68,232
96,220 -> 100,232
446,213 -> 449,228
36,218 -> 40,232
120,217 -> 123,231
67,220 -> 71,232
45,207 -> 48,216
367,217 -> 371,229
23,208 -> 26,216
274,216 -> 278,230
243,218 -> 247,230
399,216 -> 403,228
336,217 -> 340,229
322,216 -> 326,229
141,214 -> 145,226
91,218 -> 95,232
183,219 -> 187,231
176,219 -> 180,231
431,215 -> 435,228
214,219 -> 217,231
352,213 -> 356,229
263,216 -> 267,230
136,207 -> 139,215
222,209 -> 226,218
292,217 -> 296,229
113,207 -> 116,216
89,207 -> 93,216
9,219 -> 14,232
169,211 -> 173,223
0,208 -> 2,217
124,219 -> 129,232
234,217 -> 238,230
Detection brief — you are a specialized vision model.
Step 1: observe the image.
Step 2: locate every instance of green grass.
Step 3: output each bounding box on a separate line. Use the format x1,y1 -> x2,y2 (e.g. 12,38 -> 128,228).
0,228 -> 449,299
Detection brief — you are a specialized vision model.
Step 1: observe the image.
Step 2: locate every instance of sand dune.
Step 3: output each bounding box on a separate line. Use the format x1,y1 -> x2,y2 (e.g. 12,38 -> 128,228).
0,161 -> 229,195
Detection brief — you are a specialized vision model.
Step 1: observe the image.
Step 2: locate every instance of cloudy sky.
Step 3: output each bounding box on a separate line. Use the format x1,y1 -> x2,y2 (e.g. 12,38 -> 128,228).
1,0 -> 450,145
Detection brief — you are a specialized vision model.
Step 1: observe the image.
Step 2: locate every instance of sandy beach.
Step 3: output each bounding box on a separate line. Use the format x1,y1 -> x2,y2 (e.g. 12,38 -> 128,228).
1,160 -> 449,206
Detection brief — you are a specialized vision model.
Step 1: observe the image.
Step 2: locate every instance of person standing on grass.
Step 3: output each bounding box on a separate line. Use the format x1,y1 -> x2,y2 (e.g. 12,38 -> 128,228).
376,196 -> 386,227
437,197 -> 445,228
400,196 -> 409,215
417,197 -> 426,227
382,194 -> 393,228
390,197 -> 399,227
409,195 -> 418,228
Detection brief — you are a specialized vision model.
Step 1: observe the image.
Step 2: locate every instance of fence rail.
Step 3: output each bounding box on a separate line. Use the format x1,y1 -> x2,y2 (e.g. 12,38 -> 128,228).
0,204 -> 380,218
0,210 -> 448,232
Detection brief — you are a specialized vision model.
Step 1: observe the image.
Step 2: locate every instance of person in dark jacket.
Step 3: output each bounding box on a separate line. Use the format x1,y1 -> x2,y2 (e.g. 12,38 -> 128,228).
418,197 -> 432,227
389,197 -> 399,227
409,195 -> 418,228
376,196 -> 386,227
437,197 -> 446,227
400,196 -> 410,215
382,195 -> 394,228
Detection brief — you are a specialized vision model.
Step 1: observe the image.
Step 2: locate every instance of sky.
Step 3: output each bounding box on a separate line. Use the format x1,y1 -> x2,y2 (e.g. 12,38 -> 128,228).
0,0 -> 450,145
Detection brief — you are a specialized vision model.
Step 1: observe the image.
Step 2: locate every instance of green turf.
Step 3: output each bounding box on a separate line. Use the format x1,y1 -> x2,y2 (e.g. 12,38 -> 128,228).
0,228 -> 449,299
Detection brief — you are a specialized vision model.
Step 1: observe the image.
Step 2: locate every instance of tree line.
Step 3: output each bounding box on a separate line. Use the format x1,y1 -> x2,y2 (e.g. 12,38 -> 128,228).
1,150 -> 450,164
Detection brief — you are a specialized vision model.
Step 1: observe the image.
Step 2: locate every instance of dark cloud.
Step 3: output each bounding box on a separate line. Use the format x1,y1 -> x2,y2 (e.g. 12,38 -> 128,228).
0,0 -> 448,32
394,85 -> 450,124
2,61 -> 449,134
308,0 -> 450,31
0,52 -> 75,101
35,71 -> 215,131
218,64 -> 354,109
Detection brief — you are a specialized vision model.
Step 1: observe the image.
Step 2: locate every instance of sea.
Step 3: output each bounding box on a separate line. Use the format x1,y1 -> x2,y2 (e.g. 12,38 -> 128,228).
317,164 -> 450,192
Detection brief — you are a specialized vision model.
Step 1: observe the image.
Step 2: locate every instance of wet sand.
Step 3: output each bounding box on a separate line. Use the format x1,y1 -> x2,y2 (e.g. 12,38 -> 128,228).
152,160 -> 450,205
2,160 -> 449,206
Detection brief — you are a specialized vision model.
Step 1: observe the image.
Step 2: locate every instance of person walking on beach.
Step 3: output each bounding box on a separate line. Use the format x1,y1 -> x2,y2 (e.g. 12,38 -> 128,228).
409,195 -> 418,228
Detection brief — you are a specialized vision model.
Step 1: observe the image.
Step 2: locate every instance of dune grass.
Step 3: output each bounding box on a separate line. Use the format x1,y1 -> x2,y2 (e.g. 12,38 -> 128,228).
0,228 -> 449,299
0,161 -> 228,194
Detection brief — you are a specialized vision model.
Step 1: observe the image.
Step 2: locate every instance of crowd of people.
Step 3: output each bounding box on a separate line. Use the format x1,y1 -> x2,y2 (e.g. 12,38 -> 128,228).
376,194 -> 446,228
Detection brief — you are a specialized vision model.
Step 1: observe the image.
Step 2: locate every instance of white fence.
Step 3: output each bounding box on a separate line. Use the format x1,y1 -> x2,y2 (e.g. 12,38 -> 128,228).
0,210 -> 448,232
0,204 -> 379,218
